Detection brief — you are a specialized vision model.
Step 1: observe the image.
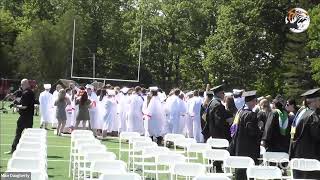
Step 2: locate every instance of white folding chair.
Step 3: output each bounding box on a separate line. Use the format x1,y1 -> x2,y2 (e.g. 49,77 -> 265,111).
127,137 -> 153,168
7,158 -> 46,172
75,144 -> 107,180
79,152 -> 117,180
23,128 -> 47,135
262,152 -> 289,165
223,156 -> 254,174
170,162 -> 205,180
99,173 -> 142,180
246,165 -> 282,180
119,132 -> 140,160
164,133 -> 185,147
13,150 -> 46,163
206,138 -> 229,149
290,158 -> 320,179
193,175 -> 231,180
202,149 -> 230,172
19,136 -> 47,144
89,160 -> 127,179
186,143 -> 210,162
147,153 -> 186,180
136,146 -> 170,179
131,141 -> 157,170
16,142 -> 47,155
68,136 -> 98,178
173,138 -> 196,154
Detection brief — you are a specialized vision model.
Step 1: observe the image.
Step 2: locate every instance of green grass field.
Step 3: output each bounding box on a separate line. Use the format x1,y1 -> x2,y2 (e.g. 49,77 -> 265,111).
0,110 -> 130,180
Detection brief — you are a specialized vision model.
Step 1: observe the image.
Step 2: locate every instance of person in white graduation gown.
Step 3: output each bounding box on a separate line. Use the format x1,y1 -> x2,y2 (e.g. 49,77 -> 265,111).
96,89 -> 107,135
86,84 -> 98,134
65,88 -> 75,133
52,84 -> 62,128
118,87 -> 130,132
145,87 -> 166,145
166,89 -> 186,134
188,90 -> 204,142
185,92 -> 194,138
127,86 -> 144,134
102,90 -> 117,137
39,84 -> 54,129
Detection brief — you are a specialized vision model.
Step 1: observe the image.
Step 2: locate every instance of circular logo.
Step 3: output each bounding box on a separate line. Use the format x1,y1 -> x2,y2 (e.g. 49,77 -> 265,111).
285,8 -> 310,33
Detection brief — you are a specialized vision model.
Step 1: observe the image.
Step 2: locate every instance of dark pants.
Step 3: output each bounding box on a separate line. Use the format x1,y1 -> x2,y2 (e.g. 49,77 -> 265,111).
293,170 -> 320,179
11,115 -> 33,152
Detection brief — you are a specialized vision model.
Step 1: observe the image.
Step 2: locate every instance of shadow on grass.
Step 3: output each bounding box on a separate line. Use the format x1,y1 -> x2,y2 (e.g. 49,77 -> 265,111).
47,155 -> 63,159
48,167 -> 55,170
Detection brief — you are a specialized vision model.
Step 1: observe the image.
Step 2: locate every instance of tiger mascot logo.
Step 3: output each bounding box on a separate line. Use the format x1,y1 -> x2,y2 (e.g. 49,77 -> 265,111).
285,8 -> 310,33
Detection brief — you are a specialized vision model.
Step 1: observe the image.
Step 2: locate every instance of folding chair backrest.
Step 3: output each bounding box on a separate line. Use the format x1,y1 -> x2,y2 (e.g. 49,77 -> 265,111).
187,143 -> 210,153
75,138 -> 100,148
142,146 -> 170,157
24,128 -> 47,134
120,132 -> 140,141
132,141 -> 157,152
224,156 -> 254,169
85,152 -> 116,162
246,166 -> 282,179
203,149 -> 230,161
19,136 -> 46,144
206,138 -> 229,148
290,158 -> 320,171
13,150 -> 46,160
164,134 -> 185,142
91,160 -> 127,174
129,136 -> 152,144
175,138 -> 196,147
71,129 -> 93,135
16,142 -> 47,152
7,158 -> 45,171
263,152 -> 289,163
171,163 -> 205,177
99,173 -> 141,180
78,144 -> 106,154
157,153 -> 186,165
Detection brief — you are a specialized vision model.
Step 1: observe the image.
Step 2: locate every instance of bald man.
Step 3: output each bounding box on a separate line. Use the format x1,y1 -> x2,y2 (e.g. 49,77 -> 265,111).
5,79 -> 36,154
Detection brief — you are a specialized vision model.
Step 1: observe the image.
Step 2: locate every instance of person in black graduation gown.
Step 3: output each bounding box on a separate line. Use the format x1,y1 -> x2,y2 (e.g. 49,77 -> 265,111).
261,95 -> 291,153
202,84 -> 231,142
229,91 -> 261,180
290,88 -> 320,179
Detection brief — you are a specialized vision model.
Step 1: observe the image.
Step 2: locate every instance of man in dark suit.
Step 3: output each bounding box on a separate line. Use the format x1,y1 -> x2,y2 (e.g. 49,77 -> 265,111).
5,79 -> 36,154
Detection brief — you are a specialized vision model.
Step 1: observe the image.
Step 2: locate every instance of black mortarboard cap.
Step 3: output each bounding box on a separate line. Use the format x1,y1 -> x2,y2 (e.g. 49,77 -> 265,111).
206,91 -> 214,96
210,85 -> 224,94
301,88 -> 320,99
243,90 -> 257,102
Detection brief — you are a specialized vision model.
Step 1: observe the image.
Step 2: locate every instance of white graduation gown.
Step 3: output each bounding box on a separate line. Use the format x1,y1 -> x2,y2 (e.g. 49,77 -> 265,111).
166,95 -> 186,134
102,97 -> 117,132
65,94 -> 75,128
127,94 -> 144,134
118,93 -> 130,132
96,97 -> 106,130
185,98 -> 193,138
89,92 -> 98,129
189,96 -> 204,142
39,90 -> 54,124
145,96 -> 165,137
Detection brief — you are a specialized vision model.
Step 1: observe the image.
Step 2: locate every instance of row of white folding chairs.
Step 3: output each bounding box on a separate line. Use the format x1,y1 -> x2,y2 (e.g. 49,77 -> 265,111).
7,128 -> 48,180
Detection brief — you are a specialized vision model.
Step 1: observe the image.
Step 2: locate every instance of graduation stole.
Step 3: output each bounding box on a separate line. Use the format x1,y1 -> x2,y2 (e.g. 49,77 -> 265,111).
275,109 -> 288,136
230,110 -> 241,137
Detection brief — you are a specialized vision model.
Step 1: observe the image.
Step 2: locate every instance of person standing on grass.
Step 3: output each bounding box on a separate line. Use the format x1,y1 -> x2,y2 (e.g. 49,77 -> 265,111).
54,89 -> 70,136
5,79 -> 36,154
75,90 -> 91,129
39,84 -> 54,130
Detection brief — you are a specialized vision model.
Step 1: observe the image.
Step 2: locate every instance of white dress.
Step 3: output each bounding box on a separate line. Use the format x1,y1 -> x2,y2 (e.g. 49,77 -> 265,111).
39,90 -> 54,125
127,94 -> 144,134
102,97 -> 117,132
52,90 -> 59,126
65,94 -> 75,128
118,93 -> 129,132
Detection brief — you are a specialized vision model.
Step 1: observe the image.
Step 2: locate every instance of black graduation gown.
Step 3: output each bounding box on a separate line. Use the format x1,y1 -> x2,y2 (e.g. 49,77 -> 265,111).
202,98 -> 231,142
257,110 -> 271,133
229,108 -> 261,180
229,108 -> 261,161
262,110 -> 291,152
290,108 -> 320,179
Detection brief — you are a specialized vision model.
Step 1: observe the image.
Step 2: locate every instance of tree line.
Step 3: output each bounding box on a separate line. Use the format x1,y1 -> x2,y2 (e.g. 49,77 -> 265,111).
0,0 -> 319,99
